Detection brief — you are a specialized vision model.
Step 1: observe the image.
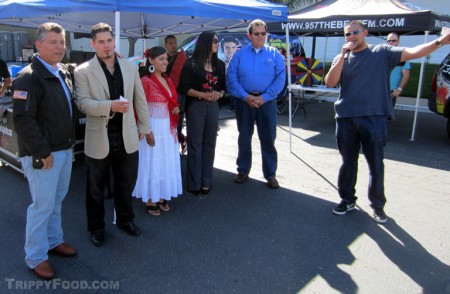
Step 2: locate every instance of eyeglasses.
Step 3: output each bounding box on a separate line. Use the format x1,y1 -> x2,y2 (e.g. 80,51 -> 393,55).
252,32 -> 267,37
212,39 -> 219,44
344,30 -> 361,37
387,39 -> 398,43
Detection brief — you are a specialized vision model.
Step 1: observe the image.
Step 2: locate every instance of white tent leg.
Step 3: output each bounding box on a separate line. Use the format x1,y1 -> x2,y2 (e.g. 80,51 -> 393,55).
142,38 -> 147,60
322,35 -> 328,83
141,13 -> 147,59
410,31 -> 429,141
115,11 -> 121,53
113,11 -> 120,225
286,25 -> 292,152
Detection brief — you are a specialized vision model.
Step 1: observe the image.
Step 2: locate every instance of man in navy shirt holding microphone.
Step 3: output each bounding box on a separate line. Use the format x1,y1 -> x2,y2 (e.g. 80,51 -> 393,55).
325,20 -> 450,223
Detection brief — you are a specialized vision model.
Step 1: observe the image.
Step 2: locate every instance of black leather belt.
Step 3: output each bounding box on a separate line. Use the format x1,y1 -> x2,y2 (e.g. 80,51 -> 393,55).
249,92 -> 262,96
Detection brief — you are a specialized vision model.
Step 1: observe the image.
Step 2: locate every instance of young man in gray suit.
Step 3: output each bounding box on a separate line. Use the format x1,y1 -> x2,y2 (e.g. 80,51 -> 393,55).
74,23 -> 151,246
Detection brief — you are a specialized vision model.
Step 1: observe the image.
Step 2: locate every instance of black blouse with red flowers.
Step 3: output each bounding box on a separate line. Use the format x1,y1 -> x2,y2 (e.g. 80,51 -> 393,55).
179,58 -> 226,100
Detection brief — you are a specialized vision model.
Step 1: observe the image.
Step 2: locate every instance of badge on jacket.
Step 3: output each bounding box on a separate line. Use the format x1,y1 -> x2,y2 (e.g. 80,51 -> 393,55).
13,90 -> 28,100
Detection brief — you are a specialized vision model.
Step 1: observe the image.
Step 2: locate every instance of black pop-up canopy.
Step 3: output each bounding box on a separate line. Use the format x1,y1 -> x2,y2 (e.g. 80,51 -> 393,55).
268,0 -> 450,36
268,0 -> 450,142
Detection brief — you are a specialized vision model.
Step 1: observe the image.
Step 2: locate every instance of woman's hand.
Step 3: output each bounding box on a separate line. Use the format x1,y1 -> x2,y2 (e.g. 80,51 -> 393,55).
146,131 -> 155,147
172,106 -> 180,115
212,91 -> 222,101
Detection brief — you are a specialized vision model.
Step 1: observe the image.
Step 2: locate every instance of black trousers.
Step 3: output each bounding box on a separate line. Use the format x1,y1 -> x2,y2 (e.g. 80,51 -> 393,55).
85,145 -> 138,232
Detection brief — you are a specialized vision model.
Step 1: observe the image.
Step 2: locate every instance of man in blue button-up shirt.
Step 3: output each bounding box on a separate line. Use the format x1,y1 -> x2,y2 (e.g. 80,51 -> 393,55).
227,19 -> 285,189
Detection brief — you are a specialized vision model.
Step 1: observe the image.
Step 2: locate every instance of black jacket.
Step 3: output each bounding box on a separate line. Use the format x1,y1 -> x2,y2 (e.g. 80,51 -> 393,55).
12,56 -> 75,158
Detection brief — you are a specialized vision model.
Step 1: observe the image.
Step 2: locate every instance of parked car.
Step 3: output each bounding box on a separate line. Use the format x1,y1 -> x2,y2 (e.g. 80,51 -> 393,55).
0,64 -> 85,173
428,52 -> 450,140
180,32 -> 305,64
180,32 -> 306,107
0,104 -> 86,173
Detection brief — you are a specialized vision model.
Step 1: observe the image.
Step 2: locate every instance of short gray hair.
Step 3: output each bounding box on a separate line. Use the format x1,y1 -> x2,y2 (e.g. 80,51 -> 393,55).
36,22 -> 65,42
248,19 -> 267,34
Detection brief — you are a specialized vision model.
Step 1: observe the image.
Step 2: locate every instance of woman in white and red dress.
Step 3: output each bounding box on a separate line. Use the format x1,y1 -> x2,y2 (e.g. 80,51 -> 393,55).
133,46 -> 182,216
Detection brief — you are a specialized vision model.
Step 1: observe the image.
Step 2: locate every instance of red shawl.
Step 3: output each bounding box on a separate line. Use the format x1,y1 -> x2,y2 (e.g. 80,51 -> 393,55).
168,49 -> 187,89
141,74 -> 180,140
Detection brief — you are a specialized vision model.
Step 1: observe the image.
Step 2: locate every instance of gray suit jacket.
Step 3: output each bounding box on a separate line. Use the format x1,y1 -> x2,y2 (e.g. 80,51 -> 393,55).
74,56 -> 150,159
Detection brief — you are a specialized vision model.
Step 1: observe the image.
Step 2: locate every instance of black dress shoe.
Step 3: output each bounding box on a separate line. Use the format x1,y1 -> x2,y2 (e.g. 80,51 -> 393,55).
201,187 -> 210,195
90,231 -> 104,247
189,190 -> 200,196
118,223 -> 141,237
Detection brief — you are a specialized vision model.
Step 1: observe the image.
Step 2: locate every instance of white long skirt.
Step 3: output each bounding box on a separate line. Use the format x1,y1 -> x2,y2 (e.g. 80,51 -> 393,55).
132,116 -> 182,203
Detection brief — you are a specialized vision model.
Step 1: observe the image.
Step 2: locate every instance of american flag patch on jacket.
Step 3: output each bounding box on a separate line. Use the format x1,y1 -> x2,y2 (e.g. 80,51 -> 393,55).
13,90 -> 28,100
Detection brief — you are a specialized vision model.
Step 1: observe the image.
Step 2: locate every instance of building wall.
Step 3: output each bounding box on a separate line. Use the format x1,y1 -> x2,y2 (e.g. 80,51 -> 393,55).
0,25 -> 35,62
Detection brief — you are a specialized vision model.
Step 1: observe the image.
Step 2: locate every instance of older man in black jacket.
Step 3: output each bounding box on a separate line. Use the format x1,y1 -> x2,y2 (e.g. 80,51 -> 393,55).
12,22 -> 77,280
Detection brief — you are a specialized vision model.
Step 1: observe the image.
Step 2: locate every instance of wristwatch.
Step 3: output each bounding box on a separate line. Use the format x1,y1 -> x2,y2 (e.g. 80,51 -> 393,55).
397,87 -> 403,92
435,40 -> 443,47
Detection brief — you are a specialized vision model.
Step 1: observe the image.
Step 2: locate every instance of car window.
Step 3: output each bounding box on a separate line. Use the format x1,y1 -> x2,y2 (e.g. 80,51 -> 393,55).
181,32 -> 306,63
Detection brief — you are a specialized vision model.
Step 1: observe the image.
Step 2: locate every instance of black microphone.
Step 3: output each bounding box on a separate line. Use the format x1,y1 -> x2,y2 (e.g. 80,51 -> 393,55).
344,49 -> 350,61
344,42 -> 354,61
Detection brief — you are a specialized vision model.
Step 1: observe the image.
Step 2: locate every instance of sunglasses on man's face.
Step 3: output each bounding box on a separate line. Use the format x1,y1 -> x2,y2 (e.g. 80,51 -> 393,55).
252,32 -> 267,37
387,39 -> 398,43
344,30 -> 361,37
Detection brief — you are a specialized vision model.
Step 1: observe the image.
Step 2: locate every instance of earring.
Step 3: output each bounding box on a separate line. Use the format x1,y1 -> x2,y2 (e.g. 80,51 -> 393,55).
149,65 -> 155,73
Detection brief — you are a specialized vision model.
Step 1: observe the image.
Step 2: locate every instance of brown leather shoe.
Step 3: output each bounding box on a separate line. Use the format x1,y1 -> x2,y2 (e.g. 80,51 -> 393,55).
32,260 -> 54,280
267,177 -> 280,189
234,173 -> 248,184
49,243 -> 77,257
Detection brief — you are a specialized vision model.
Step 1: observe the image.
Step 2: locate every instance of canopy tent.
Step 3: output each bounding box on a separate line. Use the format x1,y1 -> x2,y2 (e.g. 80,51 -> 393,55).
0,0 -> 287,48
267,0 -> 450,145
269,0 -> 450,36
0,0 -> 288,222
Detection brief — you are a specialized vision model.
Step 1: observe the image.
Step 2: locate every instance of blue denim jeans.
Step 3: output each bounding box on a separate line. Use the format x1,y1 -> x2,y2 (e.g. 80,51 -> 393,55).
235,98 -> 277,179
336,116 -> 388,208
21,149 -> 73,269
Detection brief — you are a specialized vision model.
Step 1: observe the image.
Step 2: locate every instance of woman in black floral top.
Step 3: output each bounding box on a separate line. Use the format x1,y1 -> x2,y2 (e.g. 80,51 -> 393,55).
179,31 -> 226,196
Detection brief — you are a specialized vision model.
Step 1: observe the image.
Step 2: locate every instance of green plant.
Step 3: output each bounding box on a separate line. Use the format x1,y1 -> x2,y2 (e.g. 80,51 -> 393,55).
403,63 -> 438,98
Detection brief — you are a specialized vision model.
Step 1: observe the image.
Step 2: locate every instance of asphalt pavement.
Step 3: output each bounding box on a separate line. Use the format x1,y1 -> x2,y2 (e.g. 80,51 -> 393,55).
0,98 -> 449,293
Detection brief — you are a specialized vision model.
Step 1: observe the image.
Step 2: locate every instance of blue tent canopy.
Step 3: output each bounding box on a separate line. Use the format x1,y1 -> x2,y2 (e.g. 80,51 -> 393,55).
0,0 -> 288,38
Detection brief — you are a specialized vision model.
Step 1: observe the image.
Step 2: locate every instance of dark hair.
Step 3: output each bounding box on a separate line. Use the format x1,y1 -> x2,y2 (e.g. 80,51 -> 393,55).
191,31 -> 219,72
91,22 -> 113,40
344,20 -> 366,31
146,46 -> 167,59
164,35 -> 177,44
139,58 -> 151,78
140,46 -> 167,77
221,36 -> 240,51
388,32 -> 400,40
36,22 -> 65,42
